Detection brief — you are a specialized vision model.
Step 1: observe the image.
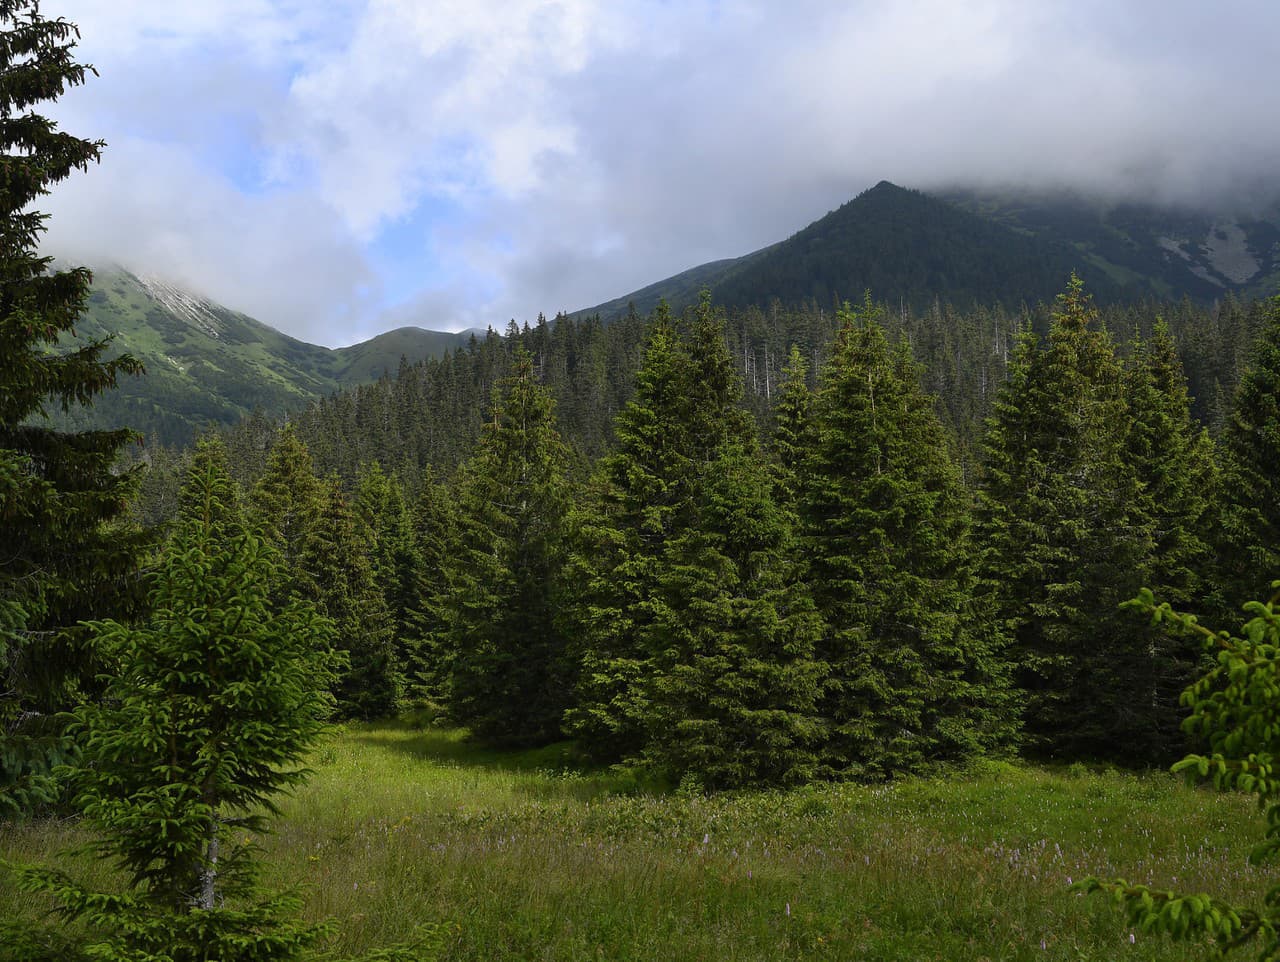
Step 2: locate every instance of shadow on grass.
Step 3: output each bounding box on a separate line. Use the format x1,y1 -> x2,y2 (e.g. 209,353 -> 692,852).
343,720 -> 653,799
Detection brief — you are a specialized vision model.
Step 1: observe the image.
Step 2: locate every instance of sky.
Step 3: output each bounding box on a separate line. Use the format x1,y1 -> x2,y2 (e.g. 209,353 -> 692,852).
36,0 -> 1280,347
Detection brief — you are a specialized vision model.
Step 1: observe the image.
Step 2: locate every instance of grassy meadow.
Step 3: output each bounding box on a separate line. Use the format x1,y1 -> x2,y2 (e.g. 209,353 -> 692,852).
0,722 -> 1266,961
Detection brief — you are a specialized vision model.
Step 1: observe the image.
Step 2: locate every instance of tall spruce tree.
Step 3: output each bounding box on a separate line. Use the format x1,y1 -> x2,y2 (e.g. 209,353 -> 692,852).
247,433 -> 401,718
444,349 -> 573,745
403,467 -> 460,708
0,439 -> 339,961
568,295 -> 826,785
247,424 -> 325,579
799,296 -> 1013,777
976,276 -> 1151,760
296,476 -> 400,719
1122,321 -> 1215,759
1125,321 -> 1214,609
355,462 -> 421,693
1214,298 -> 1280,613
770,344 -> 815,505
564,304 -> 691,760
642,435 -> 826,788
0,0 -> 147,815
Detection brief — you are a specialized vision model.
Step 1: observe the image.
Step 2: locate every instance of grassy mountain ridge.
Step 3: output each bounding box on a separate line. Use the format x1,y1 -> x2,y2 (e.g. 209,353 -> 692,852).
53,269 -> 469,445
332,326 -> 470,383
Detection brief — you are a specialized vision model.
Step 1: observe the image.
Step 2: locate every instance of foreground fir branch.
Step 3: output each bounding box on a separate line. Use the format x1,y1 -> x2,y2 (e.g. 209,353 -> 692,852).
1077,584 -> 1280,956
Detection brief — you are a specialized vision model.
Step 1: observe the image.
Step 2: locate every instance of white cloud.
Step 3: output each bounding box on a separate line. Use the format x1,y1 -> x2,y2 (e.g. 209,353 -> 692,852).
29,0 -> 1280,344
280,0 -> 615,234
42,137 -> 378,345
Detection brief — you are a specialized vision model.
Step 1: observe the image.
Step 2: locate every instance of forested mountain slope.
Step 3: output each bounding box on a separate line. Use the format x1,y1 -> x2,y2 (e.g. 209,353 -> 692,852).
575,182 -> 1280,322
574,182 -> 1134,320
944,188 -> 1280,302
709,182 -> 1130,311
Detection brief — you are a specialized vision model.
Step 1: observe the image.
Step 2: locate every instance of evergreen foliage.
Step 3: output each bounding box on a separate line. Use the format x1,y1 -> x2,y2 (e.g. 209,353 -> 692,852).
799,295 -> 1014,777
976,276 -> 1153,759
302,476 -> 400,719
249,430 -> 400,719
403,468 -> 460,707
564,304 -> 690,760
355,462 -> 420,697
769,344 -> 814,505
569,296 -> 826,786
565,296 -> 756,762
174,288 -> 1264,523
0,438 -> 340,961
1121,321 -> 1216,758
443,349 -> 574,746
248,424 -> 325,577
642,436 -> 826,788
1124,320 -> 1215,609
0,0 -> 147,816
1214,298 -> 1280,611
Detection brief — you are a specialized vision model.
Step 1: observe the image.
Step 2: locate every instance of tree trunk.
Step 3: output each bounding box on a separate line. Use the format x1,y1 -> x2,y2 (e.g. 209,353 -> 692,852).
198,817 -> 219,910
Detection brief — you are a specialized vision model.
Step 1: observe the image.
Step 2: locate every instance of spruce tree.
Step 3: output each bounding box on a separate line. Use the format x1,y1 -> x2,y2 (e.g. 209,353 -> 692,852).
404,467 -> 460,708
247,424 -> 325,579
800,296 -> 1013,777
1125,321 -> 1214,609
301,476 -> 400,719
0,439 -> 339,961
247,433 -> 401,718
681,292 -> 755,462
569,295 -> 827,785
976,275 -> 1151,759
0,0 -> 147,815
1214,297 -> 1280,611
642,436 -> 826,788
770,344 -> 815,505
355,462 -> 420,695
1122,321 -> 1215,758
564,305 -> 691,760
444,349 -> 573,745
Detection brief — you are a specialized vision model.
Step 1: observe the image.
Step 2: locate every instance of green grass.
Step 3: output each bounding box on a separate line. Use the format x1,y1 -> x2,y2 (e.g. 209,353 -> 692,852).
1,723 -> 1267,961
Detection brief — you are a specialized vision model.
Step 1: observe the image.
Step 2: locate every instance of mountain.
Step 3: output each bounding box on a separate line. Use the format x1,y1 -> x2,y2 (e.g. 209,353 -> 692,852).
568,255 -> 766,321
574,181 -> 1280,321
55,183 -> 1280,448
574,182 -> 1132,320
710,181 -> 1138,309
52,269 -> 470,445
941,188 -> 1280,302
331,326 -> 470,383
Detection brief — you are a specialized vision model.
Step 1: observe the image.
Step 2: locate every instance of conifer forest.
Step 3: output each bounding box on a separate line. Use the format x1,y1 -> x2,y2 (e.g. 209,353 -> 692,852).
6,2 -> 1280,960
